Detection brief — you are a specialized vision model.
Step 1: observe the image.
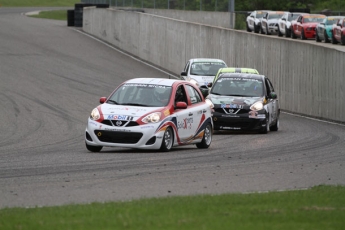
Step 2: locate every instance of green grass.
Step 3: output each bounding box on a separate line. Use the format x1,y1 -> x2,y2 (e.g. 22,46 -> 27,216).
1,185 -> 344,230
30,10 -> 68,20
0,0 -> 76,7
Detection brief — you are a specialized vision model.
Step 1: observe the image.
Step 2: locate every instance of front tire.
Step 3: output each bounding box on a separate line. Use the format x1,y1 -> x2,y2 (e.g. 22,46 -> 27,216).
246,22 -> 252,32
278,26 -> 283,37
324,31 -> 330,43
259,115 -> 270,134
254,24 -> 260,33
196,123 -> 212,149
331,32 -> 338,44
340,34 -> 345,45
285,28 -> 291,37
300,28 -> 306,40
270,117 -> 279,131
315,30 -> 321,42
86,142 -> 103,152
160,127 -> 174,152
291,28 -> 297,39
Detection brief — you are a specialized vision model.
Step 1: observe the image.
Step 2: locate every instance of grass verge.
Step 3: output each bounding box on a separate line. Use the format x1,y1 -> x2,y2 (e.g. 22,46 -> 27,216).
30,10 -> 68,20
0,185 -> 344,230
0,0 -> 76,7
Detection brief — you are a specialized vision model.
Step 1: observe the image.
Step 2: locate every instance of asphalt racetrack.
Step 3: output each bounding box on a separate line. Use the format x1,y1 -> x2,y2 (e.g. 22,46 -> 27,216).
0,7 -> 344,208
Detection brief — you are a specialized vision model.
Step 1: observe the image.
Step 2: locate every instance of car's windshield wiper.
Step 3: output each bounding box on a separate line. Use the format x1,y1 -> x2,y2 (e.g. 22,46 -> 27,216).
107,99 -> 118,104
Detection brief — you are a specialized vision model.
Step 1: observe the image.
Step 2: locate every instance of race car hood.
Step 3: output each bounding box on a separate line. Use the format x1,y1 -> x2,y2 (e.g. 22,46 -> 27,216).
208,94 -> 264,108
99,103 -> 162,121
267,19 -> 279,24
190,75 -> 215,86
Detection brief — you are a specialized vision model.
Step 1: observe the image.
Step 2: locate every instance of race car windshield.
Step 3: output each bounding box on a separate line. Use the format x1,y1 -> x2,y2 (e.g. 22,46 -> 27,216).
211,77 -> 264,97
288,14 -> 301,21
190,62 -> 226,76
268,14 -> 284,19
326,19 -> 339,25
109,84 -> 172,107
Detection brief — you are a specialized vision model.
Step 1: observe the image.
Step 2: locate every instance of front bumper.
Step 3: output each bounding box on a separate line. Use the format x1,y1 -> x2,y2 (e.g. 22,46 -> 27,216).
85,118 -> 165,149
212,110 -> 267,131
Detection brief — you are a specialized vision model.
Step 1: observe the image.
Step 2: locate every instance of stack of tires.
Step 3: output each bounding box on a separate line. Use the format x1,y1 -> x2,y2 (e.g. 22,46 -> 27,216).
70,3 -> 109,28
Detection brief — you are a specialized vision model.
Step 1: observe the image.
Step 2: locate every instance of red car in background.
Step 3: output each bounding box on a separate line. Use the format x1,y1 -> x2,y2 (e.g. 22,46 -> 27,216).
291,14 -> 326,39
331,17 -> 345,45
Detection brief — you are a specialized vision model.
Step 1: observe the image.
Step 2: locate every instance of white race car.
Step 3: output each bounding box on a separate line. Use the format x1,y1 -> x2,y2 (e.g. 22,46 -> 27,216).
180,58 -> 227,95
246,10 -> 271,33
260,11 -> 286,35
277,12 -> 308,37
85,78 -> 213,152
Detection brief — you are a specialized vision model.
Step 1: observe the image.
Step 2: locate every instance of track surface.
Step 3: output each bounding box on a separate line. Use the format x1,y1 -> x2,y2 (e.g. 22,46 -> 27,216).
0,8 -> 344,208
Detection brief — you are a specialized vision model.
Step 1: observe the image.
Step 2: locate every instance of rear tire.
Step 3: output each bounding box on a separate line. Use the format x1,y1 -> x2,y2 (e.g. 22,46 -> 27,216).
85,142 -> 102,152
160,127 -> 174,152
196,123 -> 212,149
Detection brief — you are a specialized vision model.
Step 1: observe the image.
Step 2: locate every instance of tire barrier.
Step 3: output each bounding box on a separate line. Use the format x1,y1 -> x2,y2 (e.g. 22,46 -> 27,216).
73,3 -> 109,27
67,10 -> 75,27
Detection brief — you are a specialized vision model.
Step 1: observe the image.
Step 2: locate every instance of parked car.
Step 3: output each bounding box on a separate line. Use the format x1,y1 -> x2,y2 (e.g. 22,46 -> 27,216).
85,78 -> 213,152
291,14 -> 326,39
331,17 -> 345,45
205,73 -> 280,134
180,58 -> 227,96
246,10 -> 271,33
260,11 -> 286,35
277,12 -> 308,37
315,16 -> 343,43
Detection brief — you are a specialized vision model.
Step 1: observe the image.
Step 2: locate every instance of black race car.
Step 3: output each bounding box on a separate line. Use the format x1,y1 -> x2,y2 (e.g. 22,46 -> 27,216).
205,73 -> 280,134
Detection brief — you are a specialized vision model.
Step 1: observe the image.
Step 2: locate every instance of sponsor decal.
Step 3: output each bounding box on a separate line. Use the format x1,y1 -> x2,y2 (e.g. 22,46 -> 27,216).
164,109 -> 170,116
221,115 -> 240,117
88,121 -> 98,127
220,126 -> 241,130
104,128 -> 131,132
107,115 -> 131,120
177,118 -> 193,129
221,104 -> 243,109
141,125 -> 155,129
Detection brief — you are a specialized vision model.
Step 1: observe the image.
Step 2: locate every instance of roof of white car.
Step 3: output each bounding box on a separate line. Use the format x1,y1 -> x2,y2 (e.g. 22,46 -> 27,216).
189,58 -> 226,63
124,78 -> 183,86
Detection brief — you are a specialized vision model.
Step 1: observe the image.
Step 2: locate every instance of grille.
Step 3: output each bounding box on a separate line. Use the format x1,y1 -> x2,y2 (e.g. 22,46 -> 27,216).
214,108 -> 248,115
101,120 -> 139,127
94,130 -> 143,144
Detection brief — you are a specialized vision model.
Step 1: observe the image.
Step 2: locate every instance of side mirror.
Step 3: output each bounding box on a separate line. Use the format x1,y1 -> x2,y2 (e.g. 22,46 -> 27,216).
100,97 -> 107,104
270,92 -> 277,99
282,18 -> 286,21
199,86 -> 209,98
207,82 -> 213,88
175,101 -> 187,109
320,22 -> 325,25
181,72 -> 187,76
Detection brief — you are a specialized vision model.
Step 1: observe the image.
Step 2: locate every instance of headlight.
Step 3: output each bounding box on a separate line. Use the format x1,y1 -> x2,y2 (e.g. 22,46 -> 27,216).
190,79 -> 199,86
142,112 -> 161,123
90,108 -> 100,120
250,101 -> 263,111
205,99 -> 214,109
